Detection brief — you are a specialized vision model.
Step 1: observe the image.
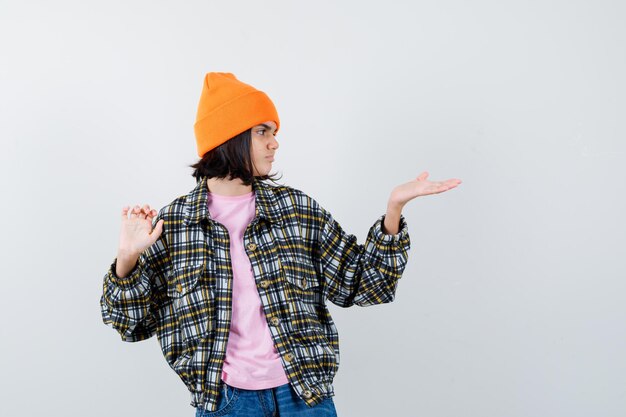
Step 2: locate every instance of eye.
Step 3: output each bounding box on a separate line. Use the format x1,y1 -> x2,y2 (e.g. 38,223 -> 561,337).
256,128 -> 277,138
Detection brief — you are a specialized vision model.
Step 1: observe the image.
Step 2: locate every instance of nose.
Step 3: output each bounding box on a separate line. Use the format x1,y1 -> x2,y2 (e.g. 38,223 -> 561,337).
270,135 -> 279,150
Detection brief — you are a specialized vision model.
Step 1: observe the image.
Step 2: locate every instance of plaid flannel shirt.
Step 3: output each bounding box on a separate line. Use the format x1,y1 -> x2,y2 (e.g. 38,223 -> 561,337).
100,176 -> 411,412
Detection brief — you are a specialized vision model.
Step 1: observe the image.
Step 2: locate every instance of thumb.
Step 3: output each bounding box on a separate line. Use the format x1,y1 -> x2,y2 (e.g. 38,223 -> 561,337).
149,219 -> 165,242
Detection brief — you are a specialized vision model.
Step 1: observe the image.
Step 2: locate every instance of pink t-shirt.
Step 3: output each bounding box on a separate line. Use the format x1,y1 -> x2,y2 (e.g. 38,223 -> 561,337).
207,190 -> 289,389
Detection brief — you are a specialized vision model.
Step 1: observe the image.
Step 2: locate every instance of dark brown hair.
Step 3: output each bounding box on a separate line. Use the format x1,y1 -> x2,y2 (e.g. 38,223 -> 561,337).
189,128 -> 284,186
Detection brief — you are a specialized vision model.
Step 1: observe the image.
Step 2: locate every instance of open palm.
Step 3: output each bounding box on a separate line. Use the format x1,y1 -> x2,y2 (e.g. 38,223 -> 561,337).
390,171 -> 462,206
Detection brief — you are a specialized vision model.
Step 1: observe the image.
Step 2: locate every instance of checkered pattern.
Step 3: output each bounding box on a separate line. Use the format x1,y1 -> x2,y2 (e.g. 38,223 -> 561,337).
100,176 -> 411,412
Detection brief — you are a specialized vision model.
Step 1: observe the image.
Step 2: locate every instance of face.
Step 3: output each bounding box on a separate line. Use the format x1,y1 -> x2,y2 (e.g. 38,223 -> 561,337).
250,120 -> 279,176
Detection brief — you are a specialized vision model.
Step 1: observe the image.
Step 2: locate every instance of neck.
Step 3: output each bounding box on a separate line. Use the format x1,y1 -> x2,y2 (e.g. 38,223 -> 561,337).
206,176 -> 253,196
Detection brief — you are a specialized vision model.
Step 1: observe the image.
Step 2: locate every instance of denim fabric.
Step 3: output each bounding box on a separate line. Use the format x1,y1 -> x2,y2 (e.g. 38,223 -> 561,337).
195,381 -> 338,417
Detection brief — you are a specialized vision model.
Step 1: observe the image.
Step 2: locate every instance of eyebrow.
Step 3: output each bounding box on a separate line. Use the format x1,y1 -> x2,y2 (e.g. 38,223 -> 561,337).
256,123 -> 277,132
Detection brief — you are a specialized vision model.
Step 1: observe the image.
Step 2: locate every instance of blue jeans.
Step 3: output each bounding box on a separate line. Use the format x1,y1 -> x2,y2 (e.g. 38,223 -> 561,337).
195,381 -> 338,416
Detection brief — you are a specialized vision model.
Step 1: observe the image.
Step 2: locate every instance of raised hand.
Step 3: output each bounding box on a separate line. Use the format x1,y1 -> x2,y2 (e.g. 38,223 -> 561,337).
390,171 -> 462,207
118,204 -> 164,258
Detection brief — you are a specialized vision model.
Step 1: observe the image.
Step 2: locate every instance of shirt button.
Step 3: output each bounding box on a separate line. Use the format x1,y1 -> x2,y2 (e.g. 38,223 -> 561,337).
284,352 -> 294,362
247,242 -> 257,251
260,279 -> 270,289
302,389 -> 313,399
176,283 -> 183,293
269,316 -> 280,326
300,277 -> 307,287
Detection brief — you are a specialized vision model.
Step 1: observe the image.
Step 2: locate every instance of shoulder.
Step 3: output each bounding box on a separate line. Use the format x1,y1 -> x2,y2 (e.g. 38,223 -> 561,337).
260,182 -> 333,227
151,195 -> 187,224
263,181 -> 323,211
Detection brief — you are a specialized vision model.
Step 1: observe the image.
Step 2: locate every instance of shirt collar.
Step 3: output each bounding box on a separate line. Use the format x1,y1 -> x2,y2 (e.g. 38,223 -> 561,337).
183,176 -> 283,226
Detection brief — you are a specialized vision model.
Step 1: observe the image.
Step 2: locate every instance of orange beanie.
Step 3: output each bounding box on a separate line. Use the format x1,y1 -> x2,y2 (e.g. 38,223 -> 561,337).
194,72 -> 280,157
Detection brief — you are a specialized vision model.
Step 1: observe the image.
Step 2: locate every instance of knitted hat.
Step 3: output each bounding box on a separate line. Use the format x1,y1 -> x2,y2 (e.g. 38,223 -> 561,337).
194,72 -> 280,157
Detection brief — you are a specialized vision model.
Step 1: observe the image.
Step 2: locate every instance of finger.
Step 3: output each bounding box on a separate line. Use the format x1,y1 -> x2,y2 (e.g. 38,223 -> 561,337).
141,208 -> 151,219
154,218 -> 164,233
150,219 -> 164,240
140,204 -> 151,219
439,181 -> 458,192
428,183 -> 447,194
121,206 -> 131,219
446,179 -> 461,187
143,205 -> 157,218
130,205 -> 142,218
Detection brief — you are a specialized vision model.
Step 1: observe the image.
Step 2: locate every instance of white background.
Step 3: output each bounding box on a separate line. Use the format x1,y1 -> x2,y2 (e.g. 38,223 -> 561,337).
1,0 -> 624,416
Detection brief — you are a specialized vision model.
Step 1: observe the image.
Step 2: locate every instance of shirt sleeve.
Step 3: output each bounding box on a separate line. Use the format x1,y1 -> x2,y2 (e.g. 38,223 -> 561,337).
99,212 -> 171,342
312,199 -> 411,308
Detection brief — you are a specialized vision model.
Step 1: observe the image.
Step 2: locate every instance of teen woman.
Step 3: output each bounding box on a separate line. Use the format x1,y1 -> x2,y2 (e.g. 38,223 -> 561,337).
100,72 -> 462,416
